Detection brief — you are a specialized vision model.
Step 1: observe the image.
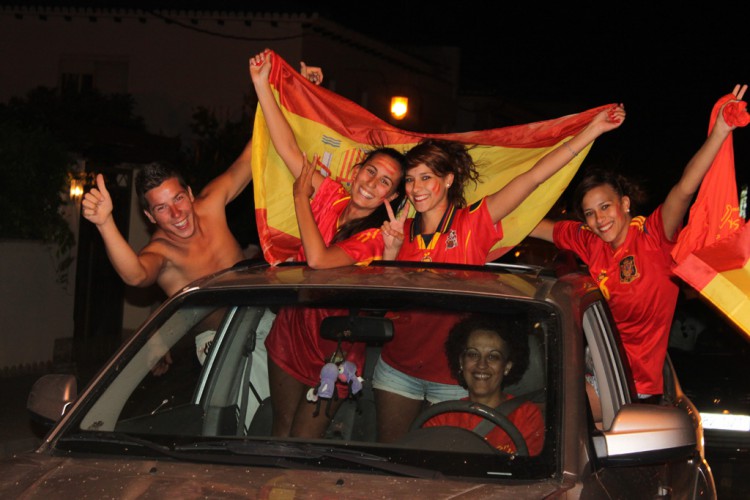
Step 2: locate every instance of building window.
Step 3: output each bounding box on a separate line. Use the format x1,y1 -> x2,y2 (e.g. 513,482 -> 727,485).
61,72 -> 94,94
59,56 -> 129,94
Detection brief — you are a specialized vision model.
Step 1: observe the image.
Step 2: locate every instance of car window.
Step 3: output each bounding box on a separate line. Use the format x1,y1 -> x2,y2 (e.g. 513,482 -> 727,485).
581,300 -> 633,430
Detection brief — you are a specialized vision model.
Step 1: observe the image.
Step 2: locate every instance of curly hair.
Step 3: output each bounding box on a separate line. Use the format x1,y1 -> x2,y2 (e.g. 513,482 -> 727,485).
332,147 -> 407,243
571,167 -> 647,222
135,163 -> 189,211
405,139 -> 480,208
444,314 -> 530,389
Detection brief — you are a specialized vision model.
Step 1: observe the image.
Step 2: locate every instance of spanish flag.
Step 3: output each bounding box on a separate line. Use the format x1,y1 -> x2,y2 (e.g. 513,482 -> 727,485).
671,94 -> 750,337
251,50 -> 613,265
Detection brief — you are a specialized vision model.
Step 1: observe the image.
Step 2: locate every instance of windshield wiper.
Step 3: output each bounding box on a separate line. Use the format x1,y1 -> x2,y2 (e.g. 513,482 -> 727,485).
57,432 -> 173,456
59,434 -> 443,478
176,440 -> 443,479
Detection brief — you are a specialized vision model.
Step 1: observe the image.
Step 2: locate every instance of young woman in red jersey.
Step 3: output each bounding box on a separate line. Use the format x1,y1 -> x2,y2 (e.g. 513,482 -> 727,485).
250,50 -> 408,438
530,84 -> 748,403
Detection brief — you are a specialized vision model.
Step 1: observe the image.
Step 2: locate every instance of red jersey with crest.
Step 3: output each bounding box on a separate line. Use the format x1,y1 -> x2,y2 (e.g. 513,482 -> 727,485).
267,177 -> 371,397
424,395 -> 545,455
381,199 -> 503,383
395,199 -> 503,264
553,205 -> 680,396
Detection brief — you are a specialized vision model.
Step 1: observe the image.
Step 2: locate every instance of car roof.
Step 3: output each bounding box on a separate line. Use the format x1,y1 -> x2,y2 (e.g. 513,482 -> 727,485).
177,259 -> 597,306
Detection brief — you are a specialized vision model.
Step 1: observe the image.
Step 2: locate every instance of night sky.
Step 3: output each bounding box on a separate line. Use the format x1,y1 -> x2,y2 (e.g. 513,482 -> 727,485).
321,2 -> 750,212
14,2 -> 750,211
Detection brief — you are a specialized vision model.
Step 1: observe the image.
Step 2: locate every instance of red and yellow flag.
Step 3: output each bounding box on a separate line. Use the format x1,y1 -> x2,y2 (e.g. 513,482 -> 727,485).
251,50 -> 612,265
674,226 -> 750,336
671,94 -> 750,337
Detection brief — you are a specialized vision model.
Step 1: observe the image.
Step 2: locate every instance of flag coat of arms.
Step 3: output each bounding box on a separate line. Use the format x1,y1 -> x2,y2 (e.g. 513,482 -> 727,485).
251,50 -> 613,265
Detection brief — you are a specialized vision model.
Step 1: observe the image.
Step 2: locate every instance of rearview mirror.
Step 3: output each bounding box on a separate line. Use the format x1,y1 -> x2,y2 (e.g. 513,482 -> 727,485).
320,315 -> 394,343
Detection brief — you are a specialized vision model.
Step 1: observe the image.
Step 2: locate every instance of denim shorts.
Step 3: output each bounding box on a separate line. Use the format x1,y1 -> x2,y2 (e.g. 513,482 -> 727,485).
372,356 -> 468,403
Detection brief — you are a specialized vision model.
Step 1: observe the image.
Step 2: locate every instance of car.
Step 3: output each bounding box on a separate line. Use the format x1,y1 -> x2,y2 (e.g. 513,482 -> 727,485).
0,259 -> 716,498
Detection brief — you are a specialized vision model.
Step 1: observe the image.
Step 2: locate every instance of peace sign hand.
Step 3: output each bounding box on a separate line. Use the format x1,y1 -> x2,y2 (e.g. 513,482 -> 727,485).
381,199 -> 407,260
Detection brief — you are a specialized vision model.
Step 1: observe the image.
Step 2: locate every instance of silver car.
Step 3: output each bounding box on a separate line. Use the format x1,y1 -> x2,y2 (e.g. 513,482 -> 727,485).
0,260 -> 716,498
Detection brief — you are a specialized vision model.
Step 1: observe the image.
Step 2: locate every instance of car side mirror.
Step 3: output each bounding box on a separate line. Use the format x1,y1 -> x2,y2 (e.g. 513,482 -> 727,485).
593,403 -> 696,465
27,374 -> 77,425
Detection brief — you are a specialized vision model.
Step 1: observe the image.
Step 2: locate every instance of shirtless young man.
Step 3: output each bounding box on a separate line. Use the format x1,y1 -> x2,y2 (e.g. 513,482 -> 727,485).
81,60 -> 322,378
82,148 -> 253,297
81,61 -> 323,297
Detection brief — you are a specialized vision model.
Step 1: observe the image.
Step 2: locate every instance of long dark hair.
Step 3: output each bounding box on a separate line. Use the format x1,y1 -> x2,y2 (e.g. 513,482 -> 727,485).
405,139 -> 480,208
332,147 -> 407,243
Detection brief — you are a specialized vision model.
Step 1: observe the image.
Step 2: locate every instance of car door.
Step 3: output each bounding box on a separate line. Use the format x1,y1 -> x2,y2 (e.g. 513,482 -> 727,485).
581,299 -> 685,498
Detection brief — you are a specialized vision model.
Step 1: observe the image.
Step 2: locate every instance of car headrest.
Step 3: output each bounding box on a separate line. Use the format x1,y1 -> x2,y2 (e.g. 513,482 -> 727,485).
504,333 -> 545,397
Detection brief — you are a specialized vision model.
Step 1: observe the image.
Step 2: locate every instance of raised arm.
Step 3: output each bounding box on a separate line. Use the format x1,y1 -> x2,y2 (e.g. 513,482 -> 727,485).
250,49 -> 324,192
485,104 -> 626,224
293,155 -> 356,268
198,136 -> 254,206
82,174 -> 164,287
661,84 -> 748,240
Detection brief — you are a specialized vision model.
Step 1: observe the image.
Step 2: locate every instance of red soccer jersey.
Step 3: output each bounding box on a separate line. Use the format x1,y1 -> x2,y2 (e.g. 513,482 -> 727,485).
336,227 -> 385,265
295,177 -> 350,262
266,306 -> 366,399
380,200 -> 503,383
382,310 -> 466,384
295,177 -> 385,265
395,199 -> 503,264
267,177 -> 368,398
553,205 -> 680,396
424,395 -> 545,455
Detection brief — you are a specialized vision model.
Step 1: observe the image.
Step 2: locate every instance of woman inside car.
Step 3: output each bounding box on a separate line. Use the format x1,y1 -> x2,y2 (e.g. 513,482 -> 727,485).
423,314 -> 544,455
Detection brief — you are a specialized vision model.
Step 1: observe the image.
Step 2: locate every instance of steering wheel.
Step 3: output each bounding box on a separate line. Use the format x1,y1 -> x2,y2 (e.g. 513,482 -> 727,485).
409,400 -> 529,456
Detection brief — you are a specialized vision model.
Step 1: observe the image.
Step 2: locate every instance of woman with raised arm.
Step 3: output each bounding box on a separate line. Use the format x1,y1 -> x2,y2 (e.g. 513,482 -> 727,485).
249,50 -> 408,439
364,105 -> 625,442
529,85 -> 748,403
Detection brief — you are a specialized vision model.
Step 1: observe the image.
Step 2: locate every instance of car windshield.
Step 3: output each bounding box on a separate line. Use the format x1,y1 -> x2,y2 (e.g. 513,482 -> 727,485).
57,271 -> 557,480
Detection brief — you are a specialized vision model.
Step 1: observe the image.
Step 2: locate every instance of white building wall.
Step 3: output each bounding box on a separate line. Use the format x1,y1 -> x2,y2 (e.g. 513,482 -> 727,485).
0,240 -> 74,371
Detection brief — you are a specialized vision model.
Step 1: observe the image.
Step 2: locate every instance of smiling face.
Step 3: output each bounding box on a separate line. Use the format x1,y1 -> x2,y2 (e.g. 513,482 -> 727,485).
404,163 -> 454,215
581,184 -> 631,248
460,329 -> 512,407
349,153 -> 402,211
143,177 -> 196,239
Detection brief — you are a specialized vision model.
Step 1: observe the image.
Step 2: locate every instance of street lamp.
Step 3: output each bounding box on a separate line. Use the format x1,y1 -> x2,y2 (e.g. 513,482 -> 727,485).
69,174 -> 85,201
390,96 -> 408,120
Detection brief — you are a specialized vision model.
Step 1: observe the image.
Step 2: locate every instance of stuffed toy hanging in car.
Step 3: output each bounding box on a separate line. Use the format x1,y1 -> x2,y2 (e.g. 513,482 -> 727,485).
338,360 -> 363,398
307,362 -> 339,417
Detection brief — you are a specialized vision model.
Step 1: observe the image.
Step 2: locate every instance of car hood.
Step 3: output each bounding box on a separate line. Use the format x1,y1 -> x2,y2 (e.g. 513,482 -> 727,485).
0,452 -> 572,499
